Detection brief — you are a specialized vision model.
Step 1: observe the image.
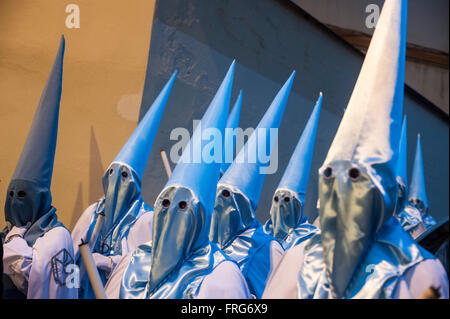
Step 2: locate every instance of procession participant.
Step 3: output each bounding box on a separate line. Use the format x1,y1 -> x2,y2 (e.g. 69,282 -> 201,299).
221,90 -> 242,176
105,61 -> 251,299
263,93 -> 322,250
263,0 -> 449,299
209,72 -> 296,298
71,71 -> 177,298
2,36 -> 77,299
408,134 -> 437,229
394,116 -> 426,238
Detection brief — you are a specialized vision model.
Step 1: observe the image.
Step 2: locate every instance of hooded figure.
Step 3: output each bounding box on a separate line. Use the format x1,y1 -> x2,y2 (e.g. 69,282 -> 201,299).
263,0 -> 448,299
408,134 -> 436,229
71,71 -> 177,299
104,61 -> 251,299
221,90 -> 242,176
263,93 -> 322,250
209,72 -> 296,298
394,117 -> 426,238
2,36 -> 77,299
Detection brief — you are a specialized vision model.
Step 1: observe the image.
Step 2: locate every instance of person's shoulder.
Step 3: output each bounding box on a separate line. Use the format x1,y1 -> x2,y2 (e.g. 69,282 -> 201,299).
72,202 -> 98,230
199,260 -> 251,298
35,226 -> 74,256
283,240 -> 306,260
47,225 -> 71,238
416,259 -> 448,287
262,241 -> 306,299
133,210 -> 154,228
402,258 -> 449,299
105,252 -> 133,299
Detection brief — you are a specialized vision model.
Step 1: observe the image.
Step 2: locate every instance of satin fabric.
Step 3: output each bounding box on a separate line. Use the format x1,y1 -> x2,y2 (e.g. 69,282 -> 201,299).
396,205 -> 424,234
4,37 -> 65,248
76,188 -> 151,299
221,220 -> 278,298
112,71 -> 177,178
263,189 -> 318,250
3,179 -> 63,246
218,72 -> 295,209
149,186 -> 212,293
120,242 -> 229,299
9,36 -> 64,189
318,162 -> 394,297
97,162 -> 145,256
123,62 -> 235,299
297,217 -> 433,299
394,180 -> 425,236
210,185 -> 255,248
221,90 -> 242,174
409,199 -> 436,230
210,185 -> 279,297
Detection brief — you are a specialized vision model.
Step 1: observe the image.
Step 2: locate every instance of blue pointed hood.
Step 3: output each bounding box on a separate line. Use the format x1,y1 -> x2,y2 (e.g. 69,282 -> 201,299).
165,61 -> 235,214
11,35 -> 65,188
277,92 -> 322,201
219,71 -> 295,209
409,134 -> 428,208
221,90 -> 243,174
396,115 -> 408,189
4,36 -> 66,243
113,71 -> 177,179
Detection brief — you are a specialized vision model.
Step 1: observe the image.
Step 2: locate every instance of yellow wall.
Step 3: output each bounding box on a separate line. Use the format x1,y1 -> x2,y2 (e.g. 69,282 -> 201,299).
0,0 -> 156,230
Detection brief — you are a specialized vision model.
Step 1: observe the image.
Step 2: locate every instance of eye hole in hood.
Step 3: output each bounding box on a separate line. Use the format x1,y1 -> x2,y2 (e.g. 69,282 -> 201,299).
179,201 -> 187,210
349,168 -> 360,181
324,167 -> 333,179
162,199 -> 171,208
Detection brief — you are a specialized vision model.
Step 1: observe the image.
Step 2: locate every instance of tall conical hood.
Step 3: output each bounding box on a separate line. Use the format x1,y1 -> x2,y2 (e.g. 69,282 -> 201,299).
321,0 -> 407,212
316,0 -> 408,298
11,35 -> 65,188
219,71 -> 295,209
409,134 -> 428,208
396,115 -> 408,190
277,92 -> 322,200
113,71 -> 177,179
221,90 -> 243,174
165,61 -> 235,214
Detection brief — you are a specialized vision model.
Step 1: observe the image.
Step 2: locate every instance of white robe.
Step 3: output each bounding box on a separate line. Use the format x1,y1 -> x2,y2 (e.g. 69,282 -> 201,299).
262,241 -> 449,299
71,202 -> 154,277
104,252 -> 252,299
2,226 -> 77,299
264,241 -> 284,289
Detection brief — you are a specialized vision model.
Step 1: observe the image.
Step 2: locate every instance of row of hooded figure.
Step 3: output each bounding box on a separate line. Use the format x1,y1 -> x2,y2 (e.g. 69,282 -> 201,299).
2,0 -> 448,299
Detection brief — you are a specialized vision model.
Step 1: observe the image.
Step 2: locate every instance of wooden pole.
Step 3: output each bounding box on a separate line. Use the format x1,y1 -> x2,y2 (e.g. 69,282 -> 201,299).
79,241 -> 107,299
160,149 -> 172,178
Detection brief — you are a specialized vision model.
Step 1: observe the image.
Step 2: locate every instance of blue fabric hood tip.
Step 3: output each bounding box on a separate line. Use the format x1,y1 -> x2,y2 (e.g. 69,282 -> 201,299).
164,61 -> 235,214
10,35 -> 65,188
221,90 -> 243,174
409,134 -> 428,208
113,70 -> 178,180
218,71 -> 296,209
396,115 -> 408,190
277,92 -> 322,199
